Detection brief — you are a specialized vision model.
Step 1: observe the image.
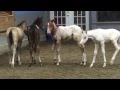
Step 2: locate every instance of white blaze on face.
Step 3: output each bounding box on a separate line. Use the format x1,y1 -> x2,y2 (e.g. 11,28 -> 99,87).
47,23 -> 51,34
80,31 -> 88,45
36,25 -> 40,29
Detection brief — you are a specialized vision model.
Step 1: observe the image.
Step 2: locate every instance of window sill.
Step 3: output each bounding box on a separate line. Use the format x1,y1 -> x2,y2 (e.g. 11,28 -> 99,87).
95,22 -> 120,24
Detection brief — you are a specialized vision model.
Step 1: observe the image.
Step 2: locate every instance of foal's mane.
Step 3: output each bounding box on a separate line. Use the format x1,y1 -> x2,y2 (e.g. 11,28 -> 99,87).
33,17 -> 42,25
17,20 -> 27,27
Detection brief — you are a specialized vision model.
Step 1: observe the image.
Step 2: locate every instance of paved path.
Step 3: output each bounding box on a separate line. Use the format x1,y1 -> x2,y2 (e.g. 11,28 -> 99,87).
0,34 -> 28,55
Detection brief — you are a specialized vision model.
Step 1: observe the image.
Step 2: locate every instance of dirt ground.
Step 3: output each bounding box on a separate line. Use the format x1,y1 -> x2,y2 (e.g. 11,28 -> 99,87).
0,40 -> 120,79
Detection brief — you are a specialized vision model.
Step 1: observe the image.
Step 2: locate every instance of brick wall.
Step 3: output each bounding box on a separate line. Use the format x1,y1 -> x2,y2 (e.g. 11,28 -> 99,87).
0,11 -> 15,30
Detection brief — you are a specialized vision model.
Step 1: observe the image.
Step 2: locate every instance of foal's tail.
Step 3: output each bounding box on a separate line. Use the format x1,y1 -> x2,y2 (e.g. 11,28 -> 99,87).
8,30 -> 14,46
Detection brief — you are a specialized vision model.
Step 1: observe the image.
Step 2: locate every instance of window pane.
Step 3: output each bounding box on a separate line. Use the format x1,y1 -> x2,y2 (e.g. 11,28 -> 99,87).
82,11 -> 85,16
82,25 -> 86,30
58,11 -> 61,16
62,17 -> 65,24
74,11 -> 77,16
54,11 -> 57,16
58,17 -> 61,24
62,11 -> 65,16
82,17 -> 85,23
74,17 -> 77,24
78,17 -> 81,24
78,11 -> 81,16
98,11 -> 120,22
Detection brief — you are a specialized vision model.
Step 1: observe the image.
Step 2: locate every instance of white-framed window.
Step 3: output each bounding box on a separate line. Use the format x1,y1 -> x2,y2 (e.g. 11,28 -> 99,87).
50,11 -> 89,30
97,11 -> 120,22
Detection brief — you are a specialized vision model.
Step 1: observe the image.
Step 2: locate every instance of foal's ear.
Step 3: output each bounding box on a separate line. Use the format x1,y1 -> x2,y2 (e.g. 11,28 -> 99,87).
41,16 -> 43,19
82,30 -> 87,34
47,19 -> 50,22
82,31 -> 83,33
37,16 -> 40,18
51,19 -> 55,22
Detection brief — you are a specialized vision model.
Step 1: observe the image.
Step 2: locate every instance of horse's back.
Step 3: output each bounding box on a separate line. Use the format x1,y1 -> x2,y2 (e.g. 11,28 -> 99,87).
58,25 -> 82,34
57,25 -> 83,41
95,28 -> 120,35
89,28 -> 120,41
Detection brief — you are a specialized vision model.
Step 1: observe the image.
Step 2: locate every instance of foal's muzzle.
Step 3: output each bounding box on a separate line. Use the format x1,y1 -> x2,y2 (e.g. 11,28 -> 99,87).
79,44 -> 85,48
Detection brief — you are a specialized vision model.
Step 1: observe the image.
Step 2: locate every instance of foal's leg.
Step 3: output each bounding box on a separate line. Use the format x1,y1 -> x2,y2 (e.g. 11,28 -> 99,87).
29,47 -> 33,67
7,39 -> 12,65
52,42 -> 55,52
38,45 -> 42,66
11,43 -> 17,68
56,41 -> 61,66
100,41 -> 106,68
79,47 -> 84,65
83,47 -> 87,65
8,45 -> 12,65
52,41 -> 58,64
17,41 -> 22,65
52,41 -> 57,63
110,40 -> 120,65
78,41 -> 87,66
90,43 -> 99,68
80,47 -> 87,66
33,50 -> 36,64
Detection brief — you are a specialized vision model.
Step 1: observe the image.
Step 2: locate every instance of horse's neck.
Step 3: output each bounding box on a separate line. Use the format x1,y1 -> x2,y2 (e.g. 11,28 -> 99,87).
18,26 -> 24,31
87,30 -> 96,39
51,23 -> 57,36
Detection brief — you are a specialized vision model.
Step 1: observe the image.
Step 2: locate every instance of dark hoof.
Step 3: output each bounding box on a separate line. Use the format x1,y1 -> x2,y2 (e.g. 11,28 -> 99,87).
33,60 -> 36,64
54,62 -> 57,65
80,61 -> 84,65
15,60 -> 19,64
29,63 -> 32,67
40,63 -> 42,67
39,62 -> 42,67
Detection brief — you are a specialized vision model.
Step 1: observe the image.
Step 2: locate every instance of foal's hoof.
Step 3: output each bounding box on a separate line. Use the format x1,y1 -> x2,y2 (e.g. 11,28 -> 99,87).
103,66 -> 106,68
40,64 -> 42,67
11,64 -> 14,68
33,60 -> 36,64
80,61 -> 86,66
103,64 -> 106,68
18,62 -> 21,66
110,61 -> 114,65
56,63 -> 60,66
39,62 -> 42,67
9,61 -> 11,65
29,63 -> 32,67
54,61 -> 57,65
15,60 -> 19,64
80,62 -> 83,65
83,63 -> 86,66
90,64 -> 93,68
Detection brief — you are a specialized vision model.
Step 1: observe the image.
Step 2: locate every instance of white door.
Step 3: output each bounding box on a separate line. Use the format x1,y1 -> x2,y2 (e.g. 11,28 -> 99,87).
50,11 -> 89,30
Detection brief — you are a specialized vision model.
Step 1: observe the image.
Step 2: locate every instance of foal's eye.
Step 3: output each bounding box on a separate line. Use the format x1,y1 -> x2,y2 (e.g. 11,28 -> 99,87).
84,37 -> 86,39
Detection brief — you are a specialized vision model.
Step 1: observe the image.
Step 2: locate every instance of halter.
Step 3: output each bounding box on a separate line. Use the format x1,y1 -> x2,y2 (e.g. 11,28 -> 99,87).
35,24 -> 40,30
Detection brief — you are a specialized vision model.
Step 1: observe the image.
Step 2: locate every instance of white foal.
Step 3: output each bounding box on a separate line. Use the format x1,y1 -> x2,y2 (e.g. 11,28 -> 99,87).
80,28 -> 120,68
